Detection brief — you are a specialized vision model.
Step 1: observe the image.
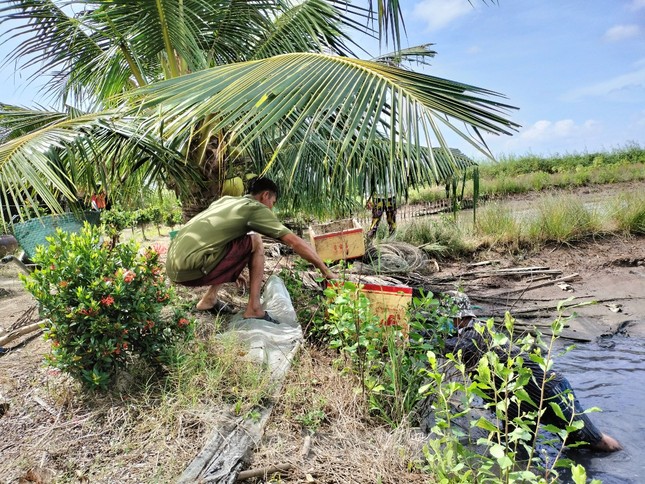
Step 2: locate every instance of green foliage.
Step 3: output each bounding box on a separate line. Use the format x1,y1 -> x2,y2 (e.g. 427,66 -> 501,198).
20,224 -> 193,389
296,408 -> 327,433
101,207 -> 134,244
418,312 -> 593,482
315,283 -> 454,426
164,207 -> 183,228
409,145 -> 645,203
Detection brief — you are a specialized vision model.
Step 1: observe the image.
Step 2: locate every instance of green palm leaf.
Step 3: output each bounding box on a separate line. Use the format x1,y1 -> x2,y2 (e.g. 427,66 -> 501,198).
132,52 -> 518,163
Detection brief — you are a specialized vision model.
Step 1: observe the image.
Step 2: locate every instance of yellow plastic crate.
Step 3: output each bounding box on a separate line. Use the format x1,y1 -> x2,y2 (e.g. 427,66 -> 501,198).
308,218 -> 365,261
361,283 -> 413,331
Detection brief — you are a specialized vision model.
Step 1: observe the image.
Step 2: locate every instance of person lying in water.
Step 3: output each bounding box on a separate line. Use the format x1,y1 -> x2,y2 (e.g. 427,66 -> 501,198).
436,291 -> 622,453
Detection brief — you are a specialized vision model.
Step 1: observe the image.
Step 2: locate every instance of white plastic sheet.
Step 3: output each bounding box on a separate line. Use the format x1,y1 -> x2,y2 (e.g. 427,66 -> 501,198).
227,275 -> 302,377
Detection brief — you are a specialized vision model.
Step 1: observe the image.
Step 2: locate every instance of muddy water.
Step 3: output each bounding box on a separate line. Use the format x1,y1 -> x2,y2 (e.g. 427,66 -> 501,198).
555,334 -> 645,483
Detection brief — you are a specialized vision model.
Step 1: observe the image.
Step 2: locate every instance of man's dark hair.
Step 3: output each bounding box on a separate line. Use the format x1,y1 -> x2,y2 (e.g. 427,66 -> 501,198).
249,177 -> 279,199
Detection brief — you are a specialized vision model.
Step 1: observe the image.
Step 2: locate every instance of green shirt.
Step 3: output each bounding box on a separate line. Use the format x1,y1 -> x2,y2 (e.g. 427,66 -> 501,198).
166,195 -> 292,282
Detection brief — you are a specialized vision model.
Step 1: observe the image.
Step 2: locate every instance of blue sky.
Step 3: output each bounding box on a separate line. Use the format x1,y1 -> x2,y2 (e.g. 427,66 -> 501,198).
1,0 -> 644,160
389,0 -> 645,159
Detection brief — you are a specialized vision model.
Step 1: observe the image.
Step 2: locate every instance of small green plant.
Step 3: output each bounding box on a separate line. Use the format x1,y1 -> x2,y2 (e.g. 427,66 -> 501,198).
317,284 -> 454,427
101,207 -> 133,245
21,223 -> 193,389
418,307 -> 600,482
296,408 -> 327,432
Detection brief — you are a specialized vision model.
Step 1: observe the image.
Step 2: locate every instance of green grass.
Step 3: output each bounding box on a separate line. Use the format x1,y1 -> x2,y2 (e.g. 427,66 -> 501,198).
396,191 -> 645,256
526,195 -> 603,244
475,202 -> 522,247
408,144 -> 645,204
610,191 -> 645,235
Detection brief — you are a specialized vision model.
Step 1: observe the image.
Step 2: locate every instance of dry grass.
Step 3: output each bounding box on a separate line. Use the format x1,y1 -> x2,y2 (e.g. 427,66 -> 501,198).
246,347 -> 430,483
0,294 -> 275,483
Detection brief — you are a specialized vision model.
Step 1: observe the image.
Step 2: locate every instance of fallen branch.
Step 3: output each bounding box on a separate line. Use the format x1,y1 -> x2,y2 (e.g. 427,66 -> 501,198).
492,274 -> 580,297
236,463 -> 293,481
0,321 -> 45,346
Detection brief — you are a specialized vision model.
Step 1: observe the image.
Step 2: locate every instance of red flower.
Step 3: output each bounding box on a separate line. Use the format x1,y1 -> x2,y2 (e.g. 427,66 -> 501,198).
100,295 -> 115,306
58,280 -> 69,288
123,270 -> 136,283
78,308 -> 97,316
178,318 -> 190,327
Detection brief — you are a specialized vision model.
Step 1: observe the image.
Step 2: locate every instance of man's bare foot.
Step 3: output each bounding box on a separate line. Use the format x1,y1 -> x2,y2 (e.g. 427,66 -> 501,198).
242,303 -> 265,319
196,286 -> 219,310
592,433 -> 623,452
196,298 -> 216,310
242,310 -> 265,319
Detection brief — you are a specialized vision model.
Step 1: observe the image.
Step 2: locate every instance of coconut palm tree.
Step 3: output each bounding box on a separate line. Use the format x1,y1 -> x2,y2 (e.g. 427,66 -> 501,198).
0,0 -> 516,227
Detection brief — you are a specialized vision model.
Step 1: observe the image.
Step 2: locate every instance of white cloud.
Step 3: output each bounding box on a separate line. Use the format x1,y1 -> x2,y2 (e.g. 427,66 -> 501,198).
629,0 -> 645,11
519,119 -> 600,142
412,0 -> 473,32
564,66 -> 645,100
603,24 -> 641,42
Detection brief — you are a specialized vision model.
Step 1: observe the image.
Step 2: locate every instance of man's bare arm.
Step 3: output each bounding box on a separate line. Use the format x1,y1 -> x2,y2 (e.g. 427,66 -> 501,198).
280,233 -> 336,280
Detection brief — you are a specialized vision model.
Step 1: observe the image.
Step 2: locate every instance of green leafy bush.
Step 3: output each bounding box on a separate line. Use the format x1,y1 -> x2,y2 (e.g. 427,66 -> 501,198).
21,224 -> 193,389
316,282 -> 454,426
419,311 -> 599,483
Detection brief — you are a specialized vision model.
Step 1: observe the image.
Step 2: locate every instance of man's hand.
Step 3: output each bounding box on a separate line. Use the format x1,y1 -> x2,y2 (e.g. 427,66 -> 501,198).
322,268 -> 338,280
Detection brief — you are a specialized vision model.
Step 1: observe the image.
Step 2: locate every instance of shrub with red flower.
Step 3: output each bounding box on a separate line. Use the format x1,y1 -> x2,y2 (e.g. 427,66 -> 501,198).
100,295 -> 115,306
123,270 -> 136,283
21,224 -> 194,389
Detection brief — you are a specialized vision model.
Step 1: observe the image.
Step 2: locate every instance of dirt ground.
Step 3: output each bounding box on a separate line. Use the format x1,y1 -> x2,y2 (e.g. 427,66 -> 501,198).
436,233 -> 645,341
1,198 -> 644,482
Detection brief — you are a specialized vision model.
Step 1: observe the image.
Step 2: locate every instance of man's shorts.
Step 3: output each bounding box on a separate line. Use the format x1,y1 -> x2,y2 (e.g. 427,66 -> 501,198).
179,235 -> 252,287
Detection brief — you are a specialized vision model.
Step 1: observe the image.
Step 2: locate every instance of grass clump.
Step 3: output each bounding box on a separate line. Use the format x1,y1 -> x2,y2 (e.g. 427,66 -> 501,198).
527,195 -> 603,244
610,191 -> 645,235
393,216 -> 472,258
475,202 -> 522,247
167,333 -> 274,416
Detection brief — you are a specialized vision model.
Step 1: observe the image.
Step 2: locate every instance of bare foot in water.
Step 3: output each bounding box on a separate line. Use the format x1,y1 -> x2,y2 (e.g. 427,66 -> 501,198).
592,434 -> 623,452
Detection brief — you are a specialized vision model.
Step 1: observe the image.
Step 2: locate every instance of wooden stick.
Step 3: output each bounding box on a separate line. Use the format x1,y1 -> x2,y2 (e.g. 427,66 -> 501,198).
300,435 -> 312,459
236,463 -> 293,481
0,321 -> 44,346
493,273 -> 580,297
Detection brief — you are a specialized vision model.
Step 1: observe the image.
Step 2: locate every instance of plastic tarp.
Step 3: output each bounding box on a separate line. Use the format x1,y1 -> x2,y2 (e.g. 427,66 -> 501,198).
227,275 -> 302,380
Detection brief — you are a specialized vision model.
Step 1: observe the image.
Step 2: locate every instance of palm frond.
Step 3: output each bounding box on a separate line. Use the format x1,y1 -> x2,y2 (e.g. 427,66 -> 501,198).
0,105 -> 197,228
253,0 -> 374,60
372,43 -> 437,68
132,52 -> 518,161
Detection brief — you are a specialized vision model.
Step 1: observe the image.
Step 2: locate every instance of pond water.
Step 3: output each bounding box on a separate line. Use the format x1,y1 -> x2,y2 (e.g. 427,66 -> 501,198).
555,334 -> 645,483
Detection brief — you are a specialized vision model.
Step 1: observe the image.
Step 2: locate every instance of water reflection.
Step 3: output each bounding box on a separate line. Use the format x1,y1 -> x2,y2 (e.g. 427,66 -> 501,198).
555,334 -> 645,483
